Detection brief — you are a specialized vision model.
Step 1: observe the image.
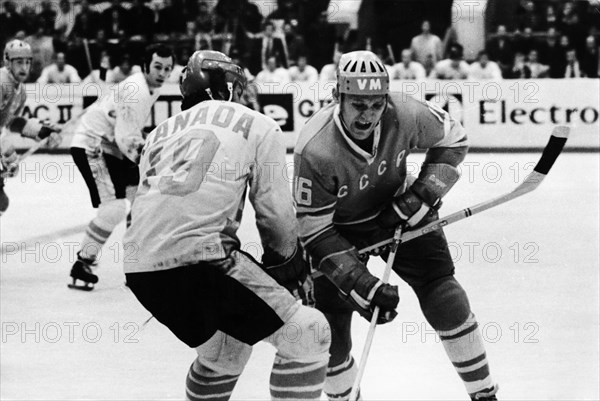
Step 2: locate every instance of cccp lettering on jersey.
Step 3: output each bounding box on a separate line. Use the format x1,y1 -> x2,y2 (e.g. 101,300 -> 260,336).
148,104 -> 256,146
337,150 -> 405,198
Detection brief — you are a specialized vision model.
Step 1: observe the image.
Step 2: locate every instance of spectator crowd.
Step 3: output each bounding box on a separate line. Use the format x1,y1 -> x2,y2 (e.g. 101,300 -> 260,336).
1,0 -> 599,85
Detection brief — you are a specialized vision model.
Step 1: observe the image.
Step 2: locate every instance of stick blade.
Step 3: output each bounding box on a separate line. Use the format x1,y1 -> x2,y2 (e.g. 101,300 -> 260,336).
533,125 -> 570,175
551,125 -> 570,139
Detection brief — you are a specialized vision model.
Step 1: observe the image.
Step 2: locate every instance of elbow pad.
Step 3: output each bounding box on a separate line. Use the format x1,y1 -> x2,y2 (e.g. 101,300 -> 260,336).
411,163 -> 460,208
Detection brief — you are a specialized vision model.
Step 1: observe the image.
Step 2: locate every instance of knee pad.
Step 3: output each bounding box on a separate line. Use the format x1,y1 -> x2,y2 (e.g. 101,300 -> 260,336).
195,331 -> 252,376
416,276 -> 471,331
267,305 -> 330,364
95,199 -> 128,231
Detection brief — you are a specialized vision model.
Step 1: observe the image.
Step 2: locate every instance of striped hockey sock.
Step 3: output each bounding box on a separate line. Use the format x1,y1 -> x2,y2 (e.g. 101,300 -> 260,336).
79,220 -> 112,260
324,355 -> 362,401
270,354 -> 328,400
185,359 -> 239,401
79,199 -> 128,260
437,313 -> 496,398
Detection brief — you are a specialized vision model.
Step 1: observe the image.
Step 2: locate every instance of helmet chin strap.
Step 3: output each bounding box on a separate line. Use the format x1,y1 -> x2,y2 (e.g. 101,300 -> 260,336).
203,82 -> 234,101
227,82 -> 233,101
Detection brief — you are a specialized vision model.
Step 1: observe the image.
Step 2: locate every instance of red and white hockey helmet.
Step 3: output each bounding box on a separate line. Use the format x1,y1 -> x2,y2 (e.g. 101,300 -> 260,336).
336,50 -> 389,96
3,39 -> 33,63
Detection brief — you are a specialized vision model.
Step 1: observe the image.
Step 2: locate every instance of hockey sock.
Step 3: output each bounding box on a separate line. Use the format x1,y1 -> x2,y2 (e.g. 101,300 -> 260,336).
185,358 -> 239,401
437,312 -> 496,398
270,354 -> 328,400
324,355 -> 362,401
79,200 -> 126,260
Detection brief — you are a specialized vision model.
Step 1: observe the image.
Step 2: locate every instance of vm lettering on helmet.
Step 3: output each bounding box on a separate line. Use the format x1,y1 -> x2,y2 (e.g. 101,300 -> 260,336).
357,78 -> 382,91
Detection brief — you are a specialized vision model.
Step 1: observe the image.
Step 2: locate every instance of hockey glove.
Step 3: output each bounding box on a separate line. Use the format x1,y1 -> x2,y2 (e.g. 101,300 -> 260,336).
121,136 -> 145,164
339,266 -> 399,324
378,163 -> 460,229
377,187 -> 432,229
39,125 -> 63,148
262,242 -> 310,297
20,119 -> 62,148
1,144 -> 19,178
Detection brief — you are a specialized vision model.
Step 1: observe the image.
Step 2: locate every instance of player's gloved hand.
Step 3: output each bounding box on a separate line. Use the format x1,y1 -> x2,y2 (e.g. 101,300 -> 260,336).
262,242 -> 310,297
377,187 -> 433,229
21,119 -> 62,147
1,144 -> 19,178
122,136 -> 145,164
41,129 -> 63,148
343,268 -> 399,324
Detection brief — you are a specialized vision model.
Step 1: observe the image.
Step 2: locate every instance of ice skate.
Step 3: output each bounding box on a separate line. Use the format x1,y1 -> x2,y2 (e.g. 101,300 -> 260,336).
471,385 -> 498,401
68,253 -> 98,291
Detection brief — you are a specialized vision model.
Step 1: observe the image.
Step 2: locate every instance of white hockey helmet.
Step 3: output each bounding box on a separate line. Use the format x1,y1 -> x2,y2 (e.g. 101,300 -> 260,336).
4,39 -> 33,63
336,50 -> 389,96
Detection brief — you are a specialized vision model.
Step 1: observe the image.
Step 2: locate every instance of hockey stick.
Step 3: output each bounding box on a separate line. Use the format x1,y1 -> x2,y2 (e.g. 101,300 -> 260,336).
347,125 -> 569,400
0,137 -> 49,178
0,114 -> 85,179
350,224 -> 404,401
82,39 -> 94,79
359,125 -> 570,255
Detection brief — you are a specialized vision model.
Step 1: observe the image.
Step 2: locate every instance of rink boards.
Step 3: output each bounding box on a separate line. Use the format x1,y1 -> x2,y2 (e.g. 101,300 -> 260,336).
7,78 -> 600,151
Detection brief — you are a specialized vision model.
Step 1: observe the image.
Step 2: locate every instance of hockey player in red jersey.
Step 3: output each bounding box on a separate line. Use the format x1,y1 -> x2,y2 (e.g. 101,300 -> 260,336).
123,50 -> 330,400
67,45 -> 174,290
0,39 -> 62,215
294,50 -> 498,400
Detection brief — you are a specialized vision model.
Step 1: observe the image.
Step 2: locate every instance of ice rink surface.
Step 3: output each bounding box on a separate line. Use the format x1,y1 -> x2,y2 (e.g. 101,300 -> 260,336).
1,151 -> 599,400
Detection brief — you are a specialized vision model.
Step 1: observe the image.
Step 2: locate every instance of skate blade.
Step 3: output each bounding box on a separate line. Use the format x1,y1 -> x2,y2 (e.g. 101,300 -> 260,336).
67,284 -> 94,291
68,279 -> 95,291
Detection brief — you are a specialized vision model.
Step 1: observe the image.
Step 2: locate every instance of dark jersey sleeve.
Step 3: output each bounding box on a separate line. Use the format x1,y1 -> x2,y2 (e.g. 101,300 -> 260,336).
408,98 -> 469,205
293,150 -> 366,291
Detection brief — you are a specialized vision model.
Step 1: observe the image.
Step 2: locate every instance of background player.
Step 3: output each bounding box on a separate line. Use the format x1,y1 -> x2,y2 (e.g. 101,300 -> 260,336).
0,39 -> 62,215
293,50 -> 498,400
123,50 -> 330,400
68,44 -> 174,290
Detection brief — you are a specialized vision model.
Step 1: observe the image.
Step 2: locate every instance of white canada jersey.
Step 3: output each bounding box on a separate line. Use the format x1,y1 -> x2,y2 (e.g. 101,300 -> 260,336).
70,72 -> 159,159
123,100 -> 297,273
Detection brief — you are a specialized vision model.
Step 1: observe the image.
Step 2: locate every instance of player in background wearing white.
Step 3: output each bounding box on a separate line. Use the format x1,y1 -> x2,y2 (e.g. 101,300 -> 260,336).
68,45 -> 174,290
429,43 -> 470,80
123,50 -> 330,401
0,39 -> 62,216
468,50 -> 503,80
392,49 -> 427,80
294,51 -> 498,400
289,55 -> 319,83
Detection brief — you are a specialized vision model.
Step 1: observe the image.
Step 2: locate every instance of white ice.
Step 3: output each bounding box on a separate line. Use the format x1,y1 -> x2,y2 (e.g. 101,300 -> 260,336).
1,152 -> 598,400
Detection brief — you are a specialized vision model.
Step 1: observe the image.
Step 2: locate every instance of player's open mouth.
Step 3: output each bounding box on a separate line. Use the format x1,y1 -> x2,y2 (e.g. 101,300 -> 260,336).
355,121 -> 371,130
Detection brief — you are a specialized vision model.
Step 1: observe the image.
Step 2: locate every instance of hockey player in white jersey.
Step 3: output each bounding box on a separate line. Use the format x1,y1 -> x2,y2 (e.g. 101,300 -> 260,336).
0,39 -> 62,215
124,50 -> 330,400
68,44 -> 174,289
